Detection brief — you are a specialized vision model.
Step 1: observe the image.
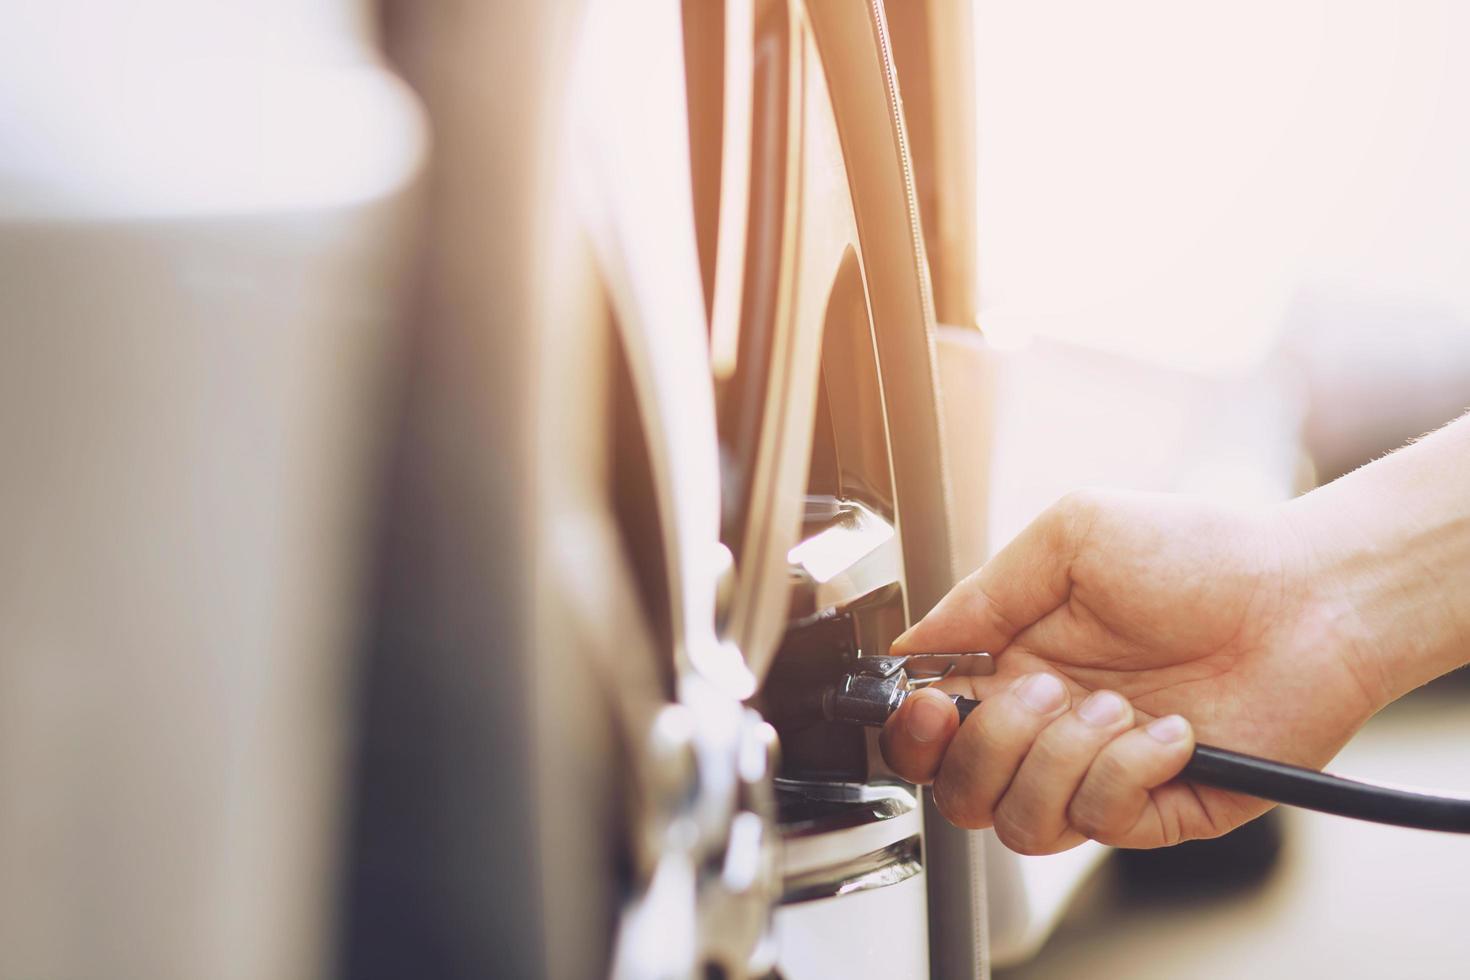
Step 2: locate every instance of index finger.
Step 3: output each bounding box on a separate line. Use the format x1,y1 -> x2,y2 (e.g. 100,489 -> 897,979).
891,491 -> 1096,658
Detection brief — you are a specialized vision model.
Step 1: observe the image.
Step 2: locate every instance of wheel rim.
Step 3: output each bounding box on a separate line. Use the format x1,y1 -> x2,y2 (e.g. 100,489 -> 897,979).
570,1 -> 962,975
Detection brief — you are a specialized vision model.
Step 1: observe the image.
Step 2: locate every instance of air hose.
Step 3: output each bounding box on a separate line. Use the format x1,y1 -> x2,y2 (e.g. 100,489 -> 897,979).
947,695 -> 1470,834
806,661 -> 1470,833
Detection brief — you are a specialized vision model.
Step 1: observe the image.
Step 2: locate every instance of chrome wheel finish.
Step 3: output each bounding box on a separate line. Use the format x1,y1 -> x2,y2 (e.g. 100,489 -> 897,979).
778,780 -> 923,905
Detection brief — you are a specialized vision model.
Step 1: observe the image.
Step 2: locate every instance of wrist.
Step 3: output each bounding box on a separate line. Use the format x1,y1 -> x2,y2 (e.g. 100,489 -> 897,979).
1282,419 -> 1470,704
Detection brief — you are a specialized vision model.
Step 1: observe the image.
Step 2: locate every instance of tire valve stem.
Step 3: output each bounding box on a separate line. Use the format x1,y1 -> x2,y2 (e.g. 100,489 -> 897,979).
818,651 -> 992,726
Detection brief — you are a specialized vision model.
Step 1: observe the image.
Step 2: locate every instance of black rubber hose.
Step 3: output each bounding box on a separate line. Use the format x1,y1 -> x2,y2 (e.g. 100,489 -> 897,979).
1184,743 -> 1470,833
950,696 -> 1470,834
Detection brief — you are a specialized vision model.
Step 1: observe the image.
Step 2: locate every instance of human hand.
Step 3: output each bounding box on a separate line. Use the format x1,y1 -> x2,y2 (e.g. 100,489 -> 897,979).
880,489 -> 1390,853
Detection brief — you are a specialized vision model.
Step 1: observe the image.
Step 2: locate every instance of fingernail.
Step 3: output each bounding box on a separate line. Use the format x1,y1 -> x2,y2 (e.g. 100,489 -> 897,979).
1146,715 -> 1190,743
905,692 -> 952,742
1015,673 -> 1066,713
1078,690 -> 1127,727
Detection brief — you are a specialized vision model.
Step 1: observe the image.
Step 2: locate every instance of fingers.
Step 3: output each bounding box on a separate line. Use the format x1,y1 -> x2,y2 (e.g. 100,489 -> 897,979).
929,673 -> 1072,830
924,677 -> 1198,854
880,688 -> 960,784
1067,715 -> 1196,848
989,690 -> 1136,854
892,491 -> 1102,658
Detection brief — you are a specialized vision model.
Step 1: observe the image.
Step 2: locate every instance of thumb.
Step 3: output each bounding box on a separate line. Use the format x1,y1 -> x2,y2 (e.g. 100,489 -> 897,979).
892,491 -> 1094,657
879,688 -> 960,784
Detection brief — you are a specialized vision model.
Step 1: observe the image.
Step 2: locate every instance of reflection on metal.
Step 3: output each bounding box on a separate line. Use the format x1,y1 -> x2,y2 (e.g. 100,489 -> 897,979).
572,0 -> 979,973
778,780 -> 922,907
776,779 -> 917,840
722,0 -> 844,691
861,651 -> 997,686
787,498 -> 900,614
572,3 -> 781,977
710,0 -> 754,379
611,700 -> 783,979
803,5 -> 984,974
788,501 -> 894,582
572,0 -> 754,702
782,837 -> 923,905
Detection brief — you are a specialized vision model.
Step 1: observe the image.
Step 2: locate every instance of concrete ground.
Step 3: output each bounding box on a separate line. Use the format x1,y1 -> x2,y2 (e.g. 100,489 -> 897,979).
997,672 -> 1470,979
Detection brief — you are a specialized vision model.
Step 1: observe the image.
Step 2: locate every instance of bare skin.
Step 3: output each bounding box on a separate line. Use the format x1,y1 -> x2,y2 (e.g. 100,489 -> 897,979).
881,415 -> 1470,854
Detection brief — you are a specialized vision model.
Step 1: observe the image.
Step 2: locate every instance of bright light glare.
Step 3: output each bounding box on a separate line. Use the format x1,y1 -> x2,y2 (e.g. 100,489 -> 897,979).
973,0 -> 1470,372
787,518 -> 895,584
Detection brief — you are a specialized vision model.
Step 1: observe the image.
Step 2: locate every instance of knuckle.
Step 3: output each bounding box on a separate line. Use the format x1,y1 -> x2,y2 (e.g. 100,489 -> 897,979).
979,590 -> 1023,647
1159,805 -> 1187,847
1055,487 -> 1110,526
972,699 -> 1022,745
1088,744 -> 1133,790
1066,795 -> 1117,843
1027,726 -> 1073,766
1048,489 -> 1108,552
1190,795 -> 1245,842
1057,487 -> 1101,515
984,688 -> 1060,740
1064,749 -> 1136,842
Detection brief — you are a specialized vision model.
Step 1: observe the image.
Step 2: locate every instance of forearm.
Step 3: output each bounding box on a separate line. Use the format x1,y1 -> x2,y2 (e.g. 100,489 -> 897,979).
1285,413 -> 1470,702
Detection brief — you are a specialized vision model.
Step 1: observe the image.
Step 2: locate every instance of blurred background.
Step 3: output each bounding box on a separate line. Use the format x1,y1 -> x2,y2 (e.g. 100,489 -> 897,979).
968,2 -> 1470,975
2,1 -> 1468,978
